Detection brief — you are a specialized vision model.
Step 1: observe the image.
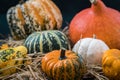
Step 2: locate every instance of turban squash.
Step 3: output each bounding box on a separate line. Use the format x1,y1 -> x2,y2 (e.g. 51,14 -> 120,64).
7,0 -> 62,40
102,49 -> 120,80
0,46 -> 31,76
41,49 -> 86,80
72,37 -> 109,65
24,30 -> 70,53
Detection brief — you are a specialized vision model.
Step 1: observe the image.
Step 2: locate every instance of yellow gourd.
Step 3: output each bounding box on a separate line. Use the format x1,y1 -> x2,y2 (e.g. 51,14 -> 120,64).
0,46 -> 31,76
102,49 -> 120,80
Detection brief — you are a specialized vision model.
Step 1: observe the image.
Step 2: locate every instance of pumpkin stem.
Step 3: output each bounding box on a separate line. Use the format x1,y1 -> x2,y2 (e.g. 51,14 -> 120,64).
59,49 -> 66,60
90,0 -> 97,4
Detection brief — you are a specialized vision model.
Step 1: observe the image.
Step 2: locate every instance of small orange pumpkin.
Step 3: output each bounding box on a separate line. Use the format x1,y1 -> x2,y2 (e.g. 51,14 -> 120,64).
41,49 -> 86,80
102,49 -> 120,80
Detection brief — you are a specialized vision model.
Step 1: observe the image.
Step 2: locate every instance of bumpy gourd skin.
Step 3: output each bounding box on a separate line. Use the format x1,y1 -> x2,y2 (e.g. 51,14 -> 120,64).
41,50 -> 86,80
0,46 -> 31,76
102,49 -> 120,80
7,0 -> 63,40
69,0 -> 120,49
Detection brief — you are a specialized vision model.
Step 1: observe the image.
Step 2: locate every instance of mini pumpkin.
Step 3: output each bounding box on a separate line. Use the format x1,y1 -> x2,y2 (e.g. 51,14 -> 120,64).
41,49 -> 86,80
72,37 -> 109,65
102,49 -> 120,80
7,0 -> 62,40
24,30 -> 70,53
0,46 -> 31,76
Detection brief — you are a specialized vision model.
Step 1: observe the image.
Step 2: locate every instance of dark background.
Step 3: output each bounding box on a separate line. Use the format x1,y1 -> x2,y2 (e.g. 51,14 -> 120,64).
0,0 -> 120,38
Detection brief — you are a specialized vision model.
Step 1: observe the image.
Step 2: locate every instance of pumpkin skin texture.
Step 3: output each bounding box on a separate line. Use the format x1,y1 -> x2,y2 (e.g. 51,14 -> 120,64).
0,46 -> 31,76
7,0 -> 63,40
0,44 -> 9,50
41,49 -> 86,80
24,30 -> 69,53
102,49 -> 120,80
69,0 -> 120,49
72,38 -> 109,65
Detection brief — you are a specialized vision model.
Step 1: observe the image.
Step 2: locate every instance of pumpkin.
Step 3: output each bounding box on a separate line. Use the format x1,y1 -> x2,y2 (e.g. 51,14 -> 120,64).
69,0 -> 120,49
41,49 -> 86,80
7,0 -> 62,40
24,30 -> 70,53
72,37 -> 109,65
0,46 -> 31,76
102,49 -> 120,80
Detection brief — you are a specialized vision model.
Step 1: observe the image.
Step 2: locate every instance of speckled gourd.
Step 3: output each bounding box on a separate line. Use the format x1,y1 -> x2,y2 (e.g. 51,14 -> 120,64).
0,46 -> 31,76
7,0 -> 63,40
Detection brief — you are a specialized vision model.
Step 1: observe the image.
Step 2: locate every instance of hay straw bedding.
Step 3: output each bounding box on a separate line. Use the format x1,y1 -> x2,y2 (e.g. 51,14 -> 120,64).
0,28 -> 109,80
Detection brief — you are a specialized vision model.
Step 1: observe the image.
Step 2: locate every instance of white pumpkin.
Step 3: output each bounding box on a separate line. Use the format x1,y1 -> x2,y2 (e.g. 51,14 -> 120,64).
72,38 -> 109,65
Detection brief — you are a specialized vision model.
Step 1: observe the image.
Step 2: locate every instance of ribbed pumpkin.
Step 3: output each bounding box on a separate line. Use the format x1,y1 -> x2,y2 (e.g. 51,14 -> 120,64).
41,49 -> 86,80
102,49 -> 120,80
0,46 -> 31,76
72,37 -> 109,65
7,0 -> 62,40
69,0 -> 120,49
24,30 -> 70,53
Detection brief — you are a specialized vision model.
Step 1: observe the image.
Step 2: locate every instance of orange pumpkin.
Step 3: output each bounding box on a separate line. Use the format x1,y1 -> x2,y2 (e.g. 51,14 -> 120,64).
102,49 -> 120,80
69,0 -> 120,49
41,49 -> 86,80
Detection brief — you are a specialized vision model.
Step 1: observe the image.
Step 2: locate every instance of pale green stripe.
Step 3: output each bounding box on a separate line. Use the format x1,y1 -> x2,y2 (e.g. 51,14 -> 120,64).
40,32 -> 43,52
45,32 -> 52,51
50,32 -> 62,48
33,34 -> 40,53
29,36 -> 35,53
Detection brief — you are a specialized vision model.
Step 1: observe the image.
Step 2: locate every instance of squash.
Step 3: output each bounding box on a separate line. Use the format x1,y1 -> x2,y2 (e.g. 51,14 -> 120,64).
69,0 -> 120,50
0,44 -> 9,50
7,0 -> 62,40
24,30 -> 70,53
41,49 -> 86,80
102,49 -> 120,80
0,46 -> 31,76
72,37 -> 109,65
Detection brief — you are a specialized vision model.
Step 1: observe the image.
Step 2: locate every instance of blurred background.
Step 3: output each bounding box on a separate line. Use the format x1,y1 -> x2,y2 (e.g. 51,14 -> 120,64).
0,0 -> 120,38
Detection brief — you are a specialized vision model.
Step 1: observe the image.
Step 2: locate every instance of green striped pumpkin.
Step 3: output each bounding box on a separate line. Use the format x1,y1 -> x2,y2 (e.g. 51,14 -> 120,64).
24,30 -> 70,53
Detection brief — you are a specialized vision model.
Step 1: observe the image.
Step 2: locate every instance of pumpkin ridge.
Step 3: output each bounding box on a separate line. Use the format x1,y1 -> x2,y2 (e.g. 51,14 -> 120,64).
45,0 -> 62,29
22,3 -> 35,35
33,34 -> 40,53
44,32 -> 52,51
16,6 -> 26,34
11,6 -> 26,39
29,3 -> 44,27
49,31 -> 62,49
40,0 -> 56,29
